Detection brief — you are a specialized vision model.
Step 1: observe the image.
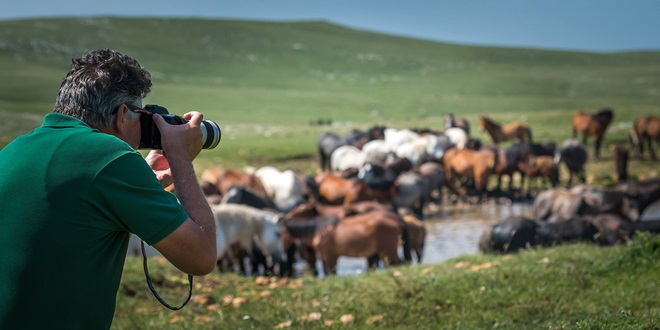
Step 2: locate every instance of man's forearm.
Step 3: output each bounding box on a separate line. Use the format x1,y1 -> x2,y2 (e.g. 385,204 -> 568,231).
169,157 -> 216,247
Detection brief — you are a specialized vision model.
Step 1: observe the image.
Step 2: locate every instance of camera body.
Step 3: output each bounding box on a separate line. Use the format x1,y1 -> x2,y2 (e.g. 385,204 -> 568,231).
139,104 -> 221,150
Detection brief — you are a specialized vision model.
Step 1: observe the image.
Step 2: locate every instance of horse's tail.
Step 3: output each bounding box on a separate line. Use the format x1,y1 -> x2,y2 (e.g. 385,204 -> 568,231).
400,220 -> 412,263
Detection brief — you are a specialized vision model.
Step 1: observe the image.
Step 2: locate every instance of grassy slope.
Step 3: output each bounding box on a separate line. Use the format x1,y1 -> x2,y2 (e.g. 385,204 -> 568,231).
1,17 -> 659,173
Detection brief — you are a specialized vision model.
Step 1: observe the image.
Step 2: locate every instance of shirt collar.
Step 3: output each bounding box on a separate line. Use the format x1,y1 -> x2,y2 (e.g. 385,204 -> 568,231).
41,112 -> 97,131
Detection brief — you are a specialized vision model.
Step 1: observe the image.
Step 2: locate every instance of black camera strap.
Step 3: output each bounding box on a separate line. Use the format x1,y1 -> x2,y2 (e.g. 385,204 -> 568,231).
141,240 -> 193,311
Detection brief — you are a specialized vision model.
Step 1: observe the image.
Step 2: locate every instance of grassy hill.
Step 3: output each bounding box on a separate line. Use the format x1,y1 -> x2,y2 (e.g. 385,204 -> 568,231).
1,17 -> 659,174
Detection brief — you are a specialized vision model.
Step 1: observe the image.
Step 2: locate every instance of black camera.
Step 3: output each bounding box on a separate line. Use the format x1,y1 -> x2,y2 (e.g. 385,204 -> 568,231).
139,104 -> 221,150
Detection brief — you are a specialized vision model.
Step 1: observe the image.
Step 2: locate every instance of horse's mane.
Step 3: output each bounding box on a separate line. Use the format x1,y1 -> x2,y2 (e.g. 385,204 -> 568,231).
481,117 -> 500,128
592,108 -> 614,124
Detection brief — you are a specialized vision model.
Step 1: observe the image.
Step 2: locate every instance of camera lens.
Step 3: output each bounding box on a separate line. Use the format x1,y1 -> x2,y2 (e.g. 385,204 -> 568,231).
200,120 -> 221,149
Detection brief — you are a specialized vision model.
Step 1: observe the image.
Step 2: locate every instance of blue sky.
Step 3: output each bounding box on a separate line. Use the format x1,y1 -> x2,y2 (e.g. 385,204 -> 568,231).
2,0 -> 659,52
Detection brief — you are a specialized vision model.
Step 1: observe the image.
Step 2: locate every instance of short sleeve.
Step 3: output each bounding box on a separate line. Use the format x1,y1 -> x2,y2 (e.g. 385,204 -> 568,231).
89,153 -> 188,245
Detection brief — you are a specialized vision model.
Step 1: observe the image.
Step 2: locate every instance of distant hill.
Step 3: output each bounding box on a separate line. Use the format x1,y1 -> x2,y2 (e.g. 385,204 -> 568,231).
1,17 -> 659,151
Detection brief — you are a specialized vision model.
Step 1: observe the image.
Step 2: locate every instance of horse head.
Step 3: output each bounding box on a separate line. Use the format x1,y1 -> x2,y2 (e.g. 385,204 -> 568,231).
478,116 -> 488,132
367,125 -> 386,141
595,107 -> 614,125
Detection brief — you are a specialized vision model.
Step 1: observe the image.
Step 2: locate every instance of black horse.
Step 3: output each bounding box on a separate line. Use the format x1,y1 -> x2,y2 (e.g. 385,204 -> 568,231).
221,184 -> 279,211
478,216 -> 598,253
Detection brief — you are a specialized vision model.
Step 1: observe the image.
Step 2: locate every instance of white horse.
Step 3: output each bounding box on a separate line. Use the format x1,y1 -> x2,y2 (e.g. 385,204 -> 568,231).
254,166 -> 307,213
444,127 -> 469,149
384,128 -> 420,151
361,139 -> 391,166
330,145 -> 365,172
395,134 -> 451,166
212,203 -> 284,275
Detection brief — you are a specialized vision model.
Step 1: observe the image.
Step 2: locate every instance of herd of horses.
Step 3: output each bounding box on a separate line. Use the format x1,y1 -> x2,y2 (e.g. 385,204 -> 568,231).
146,110 -> 659,277
479,177 -> 660,253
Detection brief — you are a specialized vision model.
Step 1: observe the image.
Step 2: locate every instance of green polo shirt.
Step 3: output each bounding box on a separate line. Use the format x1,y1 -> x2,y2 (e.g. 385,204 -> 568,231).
0,113 -> 188,329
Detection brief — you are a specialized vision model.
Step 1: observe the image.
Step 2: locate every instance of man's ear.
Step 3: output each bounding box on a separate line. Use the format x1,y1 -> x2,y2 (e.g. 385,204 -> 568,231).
114,104 -> 129,134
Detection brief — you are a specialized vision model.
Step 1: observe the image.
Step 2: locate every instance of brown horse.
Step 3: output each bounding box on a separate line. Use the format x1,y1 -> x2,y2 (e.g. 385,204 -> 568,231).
280,201 -> 411,275
571,108 -> 614,160
443,147 -> 498,200
479,116 -> 532,144
517,155 -> 560,195
199,167 -> 268,198
315,171 -> 396,205
281,209 -> 404,275
630,115 -> 660,160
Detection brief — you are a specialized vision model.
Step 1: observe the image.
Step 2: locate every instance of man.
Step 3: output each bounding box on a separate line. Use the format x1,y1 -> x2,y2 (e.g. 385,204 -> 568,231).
0,49 -> 217,329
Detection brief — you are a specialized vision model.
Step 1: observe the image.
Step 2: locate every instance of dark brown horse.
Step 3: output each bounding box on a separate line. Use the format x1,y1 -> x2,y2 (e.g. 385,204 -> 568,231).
517,155 -> 560,194
479,116 -> 532,144
402,215 -> 426,263
571,107 -> 614,160
281,203 -> 406,275
490,142 -> 556,195
630,115 -> 660,160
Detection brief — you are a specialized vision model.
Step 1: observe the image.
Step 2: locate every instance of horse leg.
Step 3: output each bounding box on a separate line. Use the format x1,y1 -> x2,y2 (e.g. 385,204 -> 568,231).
496,174 -> 503,192
238,252 -> 250,276
318,146 -> 327,171
502,174 -> 515,199
216,255 -> 228,273
399,223 -> 412,263
367,254 -> 380,269
519,173 -> 527,198
417,240 -> 425,263
476,170 -> 491,202
445,169 -> 462,197
594,138 -> 602,161
638,135 -> 646,159
648,136 -> 657,160
414,196 -> 426,220
300,244 -> 319,276
578,170 -> 587,184
250,245 -> 267,276
383,243 -> 401,266
282,243 -> 297,277
323,254 -> 338,275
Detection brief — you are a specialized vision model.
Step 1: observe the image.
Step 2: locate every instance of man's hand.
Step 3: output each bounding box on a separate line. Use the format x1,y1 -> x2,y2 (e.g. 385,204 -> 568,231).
145,150 -> 173,188
152,112 -> 204,163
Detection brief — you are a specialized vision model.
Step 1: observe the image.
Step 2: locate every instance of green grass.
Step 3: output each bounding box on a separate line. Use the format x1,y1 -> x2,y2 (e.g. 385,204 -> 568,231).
113,233 -> 660,329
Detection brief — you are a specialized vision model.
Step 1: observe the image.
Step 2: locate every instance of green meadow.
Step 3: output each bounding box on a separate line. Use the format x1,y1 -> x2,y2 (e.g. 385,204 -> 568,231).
1,17 -> 659,176
1,17 -> 659,328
